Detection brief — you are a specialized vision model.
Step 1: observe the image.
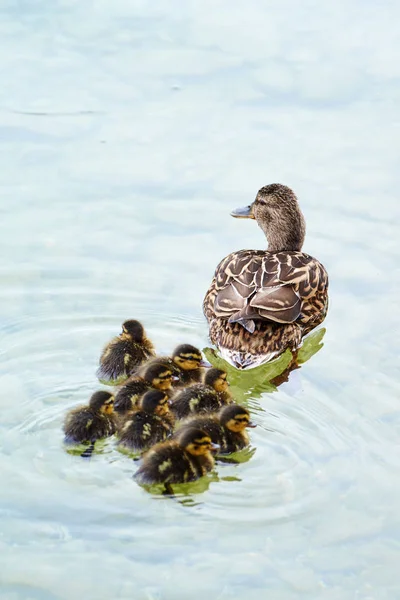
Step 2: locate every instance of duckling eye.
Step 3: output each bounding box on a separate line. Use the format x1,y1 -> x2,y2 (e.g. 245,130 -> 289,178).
157,371 -> 172,380
237,417 -> 248,423
180,354 -> 200,362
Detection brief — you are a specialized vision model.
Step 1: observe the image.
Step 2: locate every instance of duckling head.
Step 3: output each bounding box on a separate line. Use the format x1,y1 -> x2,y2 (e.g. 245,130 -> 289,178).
231,183 -> 306,252
89,391 -> 115,415
176,427 -> 219,456
204,368 -> 229,393
172,344 -> 208,371
121,319 -> 145,342
219,404 -> 256,433
139,390 -> 170,416
143,362 -> 176,391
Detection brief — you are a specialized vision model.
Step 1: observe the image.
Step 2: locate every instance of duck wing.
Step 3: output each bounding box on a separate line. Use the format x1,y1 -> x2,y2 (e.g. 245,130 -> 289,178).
211,250 -> 326,329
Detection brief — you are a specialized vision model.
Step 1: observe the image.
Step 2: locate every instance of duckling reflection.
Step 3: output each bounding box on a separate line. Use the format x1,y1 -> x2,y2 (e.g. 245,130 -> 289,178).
117,390 -> 174,454
139,344 -> 208,387
169,367 -> 232,419
97,319 -> 155,385
203,327 -> 327,401
203,184 -> 329,369
134,427 -> 218,486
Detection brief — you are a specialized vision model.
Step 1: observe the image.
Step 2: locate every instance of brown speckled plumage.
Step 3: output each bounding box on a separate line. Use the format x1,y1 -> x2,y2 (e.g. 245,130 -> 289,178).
203,184 -> 329,368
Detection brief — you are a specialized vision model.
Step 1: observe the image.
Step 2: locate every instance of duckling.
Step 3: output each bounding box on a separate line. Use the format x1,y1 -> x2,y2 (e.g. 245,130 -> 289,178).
169,368 -> 232,419
97,320 -> 155,385
113,362 -> 178,416
178,404 -> 256,454
203,183 -> 329,369
134,427 -> 218,485
139,344 -> 208,387
63,391 -> 116,446
117,390 -> 174,453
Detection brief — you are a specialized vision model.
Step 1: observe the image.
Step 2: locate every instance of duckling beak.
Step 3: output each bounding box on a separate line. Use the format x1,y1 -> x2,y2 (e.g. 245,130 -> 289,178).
199,359 -> 212,368
172,375 -> 180,382
247,421 -> 257,428
231,205 -> 255,219
210,442 -> 220,452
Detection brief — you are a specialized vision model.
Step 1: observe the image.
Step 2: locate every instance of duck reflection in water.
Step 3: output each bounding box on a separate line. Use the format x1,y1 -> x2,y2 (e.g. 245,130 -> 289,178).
203,327 -> 327,402
203,184 -> 329,370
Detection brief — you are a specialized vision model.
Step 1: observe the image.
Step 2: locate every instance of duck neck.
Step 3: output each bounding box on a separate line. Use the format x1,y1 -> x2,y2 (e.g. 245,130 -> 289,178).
259,215 -> 306,252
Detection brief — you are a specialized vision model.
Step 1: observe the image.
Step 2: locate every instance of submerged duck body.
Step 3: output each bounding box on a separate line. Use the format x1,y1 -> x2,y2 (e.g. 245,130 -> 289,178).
63,391 -> 116,445
97,320 -> 155,385
170,368 -> 232,420
134,427 -> 218,485
117,390 -> 174,453
203,184 -> 329,369
179,404 -> 256,454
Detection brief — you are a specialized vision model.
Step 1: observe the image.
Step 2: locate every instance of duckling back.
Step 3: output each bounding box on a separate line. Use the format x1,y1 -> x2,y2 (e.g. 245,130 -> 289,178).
134,439 -> 214,485
63,406 -> 116,444
97,320 -> 155,384
117,411 -> 174,453
97,338 -> 149,384
134,442 -> 195,484
113,377 -> 151,415
170,384 -> 227,420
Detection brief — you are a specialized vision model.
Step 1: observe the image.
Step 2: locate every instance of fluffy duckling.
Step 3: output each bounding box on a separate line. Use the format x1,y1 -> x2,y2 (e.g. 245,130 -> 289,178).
139,344 -> 208,387
170,368 -> 232,419
63,391 -> 116,445
97,320 -> 155,385
117,390 -> 174,453
179,404 -> 256,454
135,426 -> 218,485
114,362 -> 178,416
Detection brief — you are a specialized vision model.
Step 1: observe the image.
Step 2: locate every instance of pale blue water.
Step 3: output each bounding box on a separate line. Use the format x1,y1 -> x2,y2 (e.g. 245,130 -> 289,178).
1,1 -> 400,599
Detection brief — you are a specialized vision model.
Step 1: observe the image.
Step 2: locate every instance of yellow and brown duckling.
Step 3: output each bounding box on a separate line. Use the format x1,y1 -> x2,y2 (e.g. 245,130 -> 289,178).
169,368 -> 232,420
134,426 -> 218,486
117,390 -> 174,453
113,361 -> 178,417
139,344 -> 208,388
97,319 -> 155,385
178,404 -> 256,454
63,391 -> 116,445
203,183 -> 329,369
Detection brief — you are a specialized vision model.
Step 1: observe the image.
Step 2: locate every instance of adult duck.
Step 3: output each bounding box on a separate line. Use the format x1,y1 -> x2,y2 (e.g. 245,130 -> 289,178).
203,183 -> 329,369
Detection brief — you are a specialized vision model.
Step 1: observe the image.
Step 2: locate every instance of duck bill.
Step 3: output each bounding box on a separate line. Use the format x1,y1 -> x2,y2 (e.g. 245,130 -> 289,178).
210,442 -> 220,452
231,205 -> 255,219
199,359 -> 212,368
246,421 -> 257,428
172,375 -> 180,382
